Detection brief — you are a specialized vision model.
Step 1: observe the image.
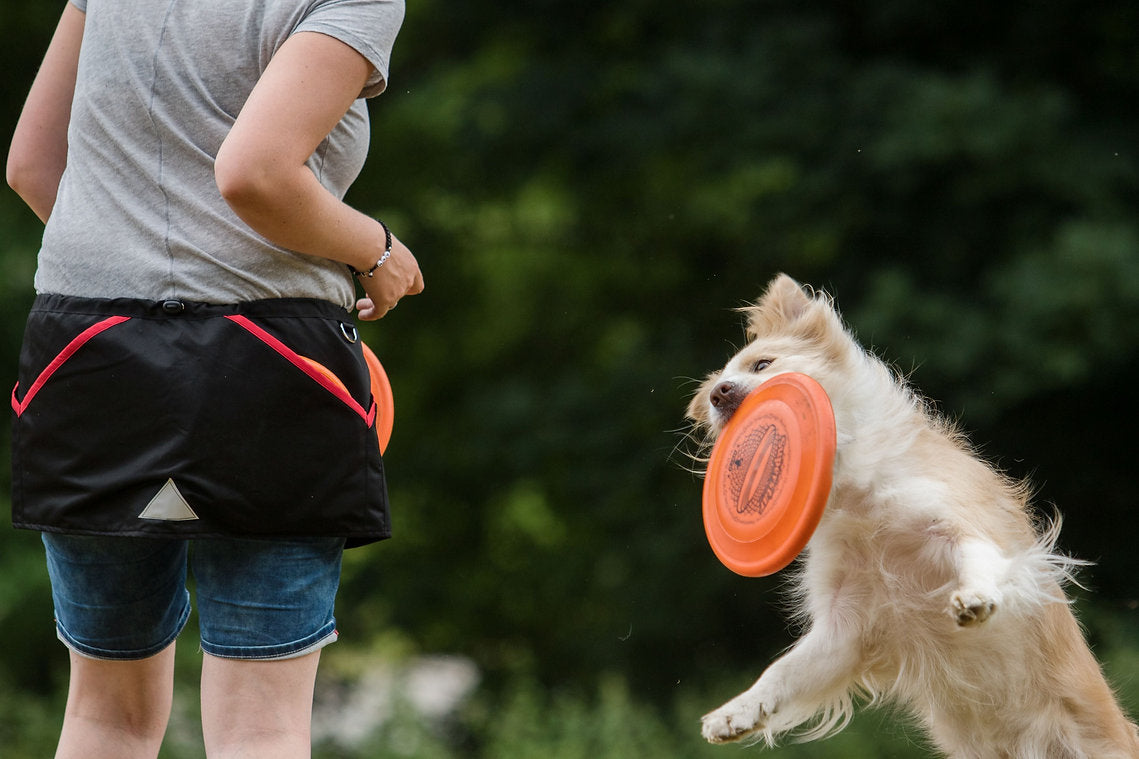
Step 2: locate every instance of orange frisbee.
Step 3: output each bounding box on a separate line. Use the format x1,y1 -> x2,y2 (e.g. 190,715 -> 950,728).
702,372 -> 836,577
361,342 -> 394,454
300,343 -> 394,454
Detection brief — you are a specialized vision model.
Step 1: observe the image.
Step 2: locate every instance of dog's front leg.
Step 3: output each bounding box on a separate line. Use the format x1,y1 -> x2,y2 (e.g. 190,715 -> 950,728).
950,538 -> 1009,626
701,622 -> 860,744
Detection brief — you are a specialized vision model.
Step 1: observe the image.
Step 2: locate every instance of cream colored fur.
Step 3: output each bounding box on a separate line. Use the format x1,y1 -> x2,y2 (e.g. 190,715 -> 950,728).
687,274 -> 1139,758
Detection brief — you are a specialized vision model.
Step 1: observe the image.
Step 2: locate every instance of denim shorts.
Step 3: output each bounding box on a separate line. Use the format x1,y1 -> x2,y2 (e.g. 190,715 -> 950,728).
42,533 -> 345,661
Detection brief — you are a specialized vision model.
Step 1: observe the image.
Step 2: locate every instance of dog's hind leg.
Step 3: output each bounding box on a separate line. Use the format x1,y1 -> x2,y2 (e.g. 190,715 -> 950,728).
701,622 -> 861,744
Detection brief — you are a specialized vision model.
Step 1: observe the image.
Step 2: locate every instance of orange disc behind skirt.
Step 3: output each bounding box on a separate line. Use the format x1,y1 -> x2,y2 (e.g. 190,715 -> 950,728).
702,372 -> 836,577
361,342 -> 394,454
300,343 -> 394,454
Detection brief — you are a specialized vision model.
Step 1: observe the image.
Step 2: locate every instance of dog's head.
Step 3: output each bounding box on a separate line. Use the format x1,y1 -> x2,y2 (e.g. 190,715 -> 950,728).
686,273 -> 855,442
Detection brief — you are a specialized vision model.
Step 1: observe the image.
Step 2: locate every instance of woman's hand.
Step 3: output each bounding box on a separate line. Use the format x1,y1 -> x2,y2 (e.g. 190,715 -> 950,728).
353,230 -> 424,320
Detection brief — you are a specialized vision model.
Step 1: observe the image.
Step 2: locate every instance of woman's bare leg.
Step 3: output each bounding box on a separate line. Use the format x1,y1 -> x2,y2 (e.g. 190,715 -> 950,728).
55,643 -> 176,759
200,650 -> 322,759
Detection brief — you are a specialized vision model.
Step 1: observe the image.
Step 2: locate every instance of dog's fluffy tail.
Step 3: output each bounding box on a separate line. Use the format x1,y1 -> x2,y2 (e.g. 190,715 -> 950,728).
1005,511 -> 1090,616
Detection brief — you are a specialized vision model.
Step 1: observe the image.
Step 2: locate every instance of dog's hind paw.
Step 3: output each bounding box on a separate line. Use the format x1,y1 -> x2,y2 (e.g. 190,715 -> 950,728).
701,699 -> 772,744
950,588 -> 999,627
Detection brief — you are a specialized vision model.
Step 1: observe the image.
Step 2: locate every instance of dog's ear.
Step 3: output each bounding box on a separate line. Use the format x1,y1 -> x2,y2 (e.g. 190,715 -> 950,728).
745,274 -> 814,339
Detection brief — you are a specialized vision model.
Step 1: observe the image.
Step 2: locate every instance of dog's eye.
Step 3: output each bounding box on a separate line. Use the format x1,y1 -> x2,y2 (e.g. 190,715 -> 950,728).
750,359 -> 773,373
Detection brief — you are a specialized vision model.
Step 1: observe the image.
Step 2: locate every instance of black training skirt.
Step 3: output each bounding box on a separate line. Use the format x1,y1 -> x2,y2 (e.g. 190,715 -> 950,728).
10,294 -> 390,547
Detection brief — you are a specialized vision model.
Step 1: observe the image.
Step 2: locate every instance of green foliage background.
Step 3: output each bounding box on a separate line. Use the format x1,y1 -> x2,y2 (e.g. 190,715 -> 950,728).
2,1 -> 1137,756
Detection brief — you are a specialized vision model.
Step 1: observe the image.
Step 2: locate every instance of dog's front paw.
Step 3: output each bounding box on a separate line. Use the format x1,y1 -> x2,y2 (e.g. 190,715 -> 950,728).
701,696 -> 775,744
950,588 -> 1001,627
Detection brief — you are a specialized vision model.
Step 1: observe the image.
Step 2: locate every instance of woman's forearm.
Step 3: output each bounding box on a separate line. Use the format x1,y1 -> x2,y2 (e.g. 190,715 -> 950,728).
214,151 -> 387,273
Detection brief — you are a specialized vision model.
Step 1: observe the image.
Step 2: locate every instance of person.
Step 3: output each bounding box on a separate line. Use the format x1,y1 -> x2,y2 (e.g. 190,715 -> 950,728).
6,0 -> 423,756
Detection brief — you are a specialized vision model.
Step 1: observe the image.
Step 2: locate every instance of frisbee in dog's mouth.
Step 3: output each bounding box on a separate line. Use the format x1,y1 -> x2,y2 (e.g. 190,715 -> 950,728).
702,372 -> 836,577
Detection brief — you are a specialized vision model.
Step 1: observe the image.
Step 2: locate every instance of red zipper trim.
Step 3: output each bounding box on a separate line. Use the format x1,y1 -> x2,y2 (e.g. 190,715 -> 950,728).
11,315 -> 132,417
224,314 -> 376,425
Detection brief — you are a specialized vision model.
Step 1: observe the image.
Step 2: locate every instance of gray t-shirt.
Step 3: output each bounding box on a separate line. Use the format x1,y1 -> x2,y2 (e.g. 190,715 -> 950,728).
35,0 -> 405,308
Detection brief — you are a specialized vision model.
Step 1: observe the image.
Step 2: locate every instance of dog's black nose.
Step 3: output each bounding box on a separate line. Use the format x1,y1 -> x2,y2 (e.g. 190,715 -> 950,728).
710,381 -> 747,420
710,381 -> 737,409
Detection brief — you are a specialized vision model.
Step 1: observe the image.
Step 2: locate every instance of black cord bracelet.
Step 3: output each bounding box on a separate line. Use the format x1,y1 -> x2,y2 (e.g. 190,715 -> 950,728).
348,219 -> 393,278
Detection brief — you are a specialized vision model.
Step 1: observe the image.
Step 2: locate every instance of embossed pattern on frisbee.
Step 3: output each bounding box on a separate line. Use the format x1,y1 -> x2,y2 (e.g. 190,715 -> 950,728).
702,373 -> 836,577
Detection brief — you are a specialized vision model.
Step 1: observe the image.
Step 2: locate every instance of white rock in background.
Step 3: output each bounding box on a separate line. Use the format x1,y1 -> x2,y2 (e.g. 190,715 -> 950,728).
312,654 -> 480,749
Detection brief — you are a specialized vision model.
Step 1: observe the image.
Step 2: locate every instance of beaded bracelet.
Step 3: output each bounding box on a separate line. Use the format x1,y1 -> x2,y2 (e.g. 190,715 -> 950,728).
348,219 -> 393,278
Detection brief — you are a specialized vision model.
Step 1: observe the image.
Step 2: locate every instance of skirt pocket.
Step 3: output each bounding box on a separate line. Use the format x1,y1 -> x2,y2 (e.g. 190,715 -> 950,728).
223,313 -> 376,427
11,315 -> 132,417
